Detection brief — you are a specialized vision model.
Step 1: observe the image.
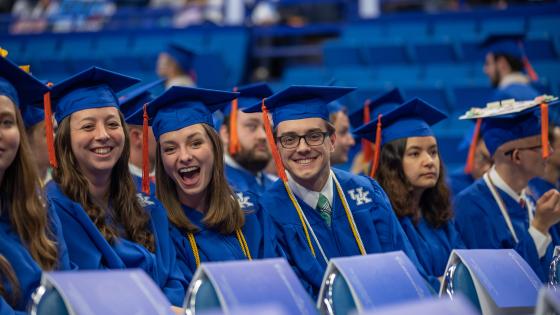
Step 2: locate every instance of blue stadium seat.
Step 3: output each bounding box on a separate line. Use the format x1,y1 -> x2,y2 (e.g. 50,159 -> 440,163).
450,85 -> 495,112
95,34 -> 132,57
533,61 -> 560,84
386,22 -> 430,41
524,34 -> 558,60
403,85 -> 450,114
21,36 -> 60,62
171,32 -> 205,50
341,24 -> 385,43
423,63 -> 474,84
58,35 -> 96,59
0,37 -> 26,62
330,66 -> 375,87
130,34 -> 169,56
432,20 -> 478,40
363,42 -> 410,65
283,66 -> 328,85
34,288 -> 69,315
375,65 -> 422,85
457,35 -> 486,62
323,41 -> 364,67
207,29 -> 249,87
412,39 -> 457,63
528,16 -> 560,37
479,18 -> 526,36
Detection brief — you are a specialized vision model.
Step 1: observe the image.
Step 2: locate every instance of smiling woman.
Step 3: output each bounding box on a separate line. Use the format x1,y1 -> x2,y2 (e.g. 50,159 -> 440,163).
151,86 -> 283,284
45,67 -> 187,307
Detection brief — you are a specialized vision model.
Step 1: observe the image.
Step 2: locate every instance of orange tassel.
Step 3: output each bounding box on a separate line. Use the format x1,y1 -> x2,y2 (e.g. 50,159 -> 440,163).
261,99 -> 287,182
523,56 -> 539,82
228,87 -> 241,155
141,104 -> 150,195
43,82 -> 57,168
362,99 -> 374,162
464,118 -> 482,174
541,103 -> 549,159
369,114 -> 382,178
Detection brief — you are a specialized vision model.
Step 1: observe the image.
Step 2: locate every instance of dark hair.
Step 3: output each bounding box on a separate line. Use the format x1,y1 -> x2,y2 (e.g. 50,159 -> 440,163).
52,111 -> 155,252
156,124 -> 244,234
0,106 -> 58,270
375,138 -> 453,228
494,53 -> 524,73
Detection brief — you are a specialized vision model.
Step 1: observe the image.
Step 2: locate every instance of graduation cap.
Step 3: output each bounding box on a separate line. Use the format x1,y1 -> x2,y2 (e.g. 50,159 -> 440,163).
0,56 -> 48,109
353,98 -> 447,177
165,43 -> 197,73
149,85 -> 238,141
460,96 -> 560,158
480,33 -> 538,81
349,88 -> 405,164
119,79 -> 164,126
224,82 -> 274,155
46,67 -> 140,169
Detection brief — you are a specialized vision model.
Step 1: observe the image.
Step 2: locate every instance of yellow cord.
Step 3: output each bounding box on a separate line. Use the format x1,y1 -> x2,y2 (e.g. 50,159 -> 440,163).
188,229 -> 252,268
235,229 -> 252,260
334,179 -> 366,255
187,232 -> 200,268
283,181 -> 316,257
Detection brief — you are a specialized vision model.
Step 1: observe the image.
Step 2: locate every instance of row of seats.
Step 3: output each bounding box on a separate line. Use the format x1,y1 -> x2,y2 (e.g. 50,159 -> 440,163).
323,33 -> 560,66
341,15 -> 560,41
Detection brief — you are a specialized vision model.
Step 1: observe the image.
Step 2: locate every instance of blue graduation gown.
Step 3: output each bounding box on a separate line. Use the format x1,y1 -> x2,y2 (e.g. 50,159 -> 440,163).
170,190 -> 283,284
399,216 -> 465,279
259,168 -> 437,295
526,177 -> 560,248
45,182 -> 187,306
131,173 -> 156,196
0,204 -> 71,313
491,83 -> 540,102
447,169 -> 474,197
225,164 -> 274,194
454,178 -> 551,281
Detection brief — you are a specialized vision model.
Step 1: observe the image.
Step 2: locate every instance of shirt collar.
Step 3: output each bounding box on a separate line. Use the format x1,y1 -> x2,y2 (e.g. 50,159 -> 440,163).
489,166 -> 522,202
499,72 -> 530,88
287,170 -> 334,209
128,163 -> 154,178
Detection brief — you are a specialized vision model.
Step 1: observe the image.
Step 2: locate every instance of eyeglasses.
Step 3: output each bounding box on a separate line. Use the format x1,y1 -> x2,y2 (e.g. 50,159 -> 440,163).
504,144 -> 551,156
277,131 -> 330,149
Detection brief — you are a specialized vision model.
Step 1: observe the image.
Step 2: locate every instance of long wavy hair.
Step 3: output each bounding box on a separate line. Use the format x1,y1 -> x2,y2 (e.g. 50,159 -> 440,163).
156,124 -> 244,234
375,138 -> 452,228
52,111 -> 155,252
0,255 -> 19,306
0,106 -> 58,270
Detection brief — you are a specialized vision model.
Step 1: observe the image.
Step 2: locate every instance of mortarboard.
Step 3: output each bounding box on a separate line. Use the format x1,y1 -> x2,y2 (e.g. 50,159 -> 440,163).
353,98 -> 447,177
480,33 -> 525,59
242,85 -> 355,127
149,86 -> 238,141
119,79 -> 164,126
460,96 -> 560,158
349,88 -> 405,129
224,82 -> 274,155
0,56 -> 48,108
165,43 -> 197,73
51,67 -> 140,123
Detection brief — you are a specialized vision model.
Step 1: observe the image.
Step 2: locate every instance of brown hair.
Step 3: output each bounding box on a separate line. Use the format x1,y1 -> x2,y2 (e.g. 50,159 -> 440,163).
0,255 -> 20,306
156,124 -> 244,234
52,111 -> 155,252
0,108 -> 58,270
375,138 -> 452,228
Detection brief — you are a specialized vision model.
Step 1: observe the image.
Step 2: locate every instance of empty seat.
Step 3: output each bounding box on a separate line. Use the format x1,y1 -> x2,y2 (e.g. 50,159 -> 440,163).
412,39 -> 457,63
403,85 -> 450,113
432,20 -> 478,39
375,65 -> 422,85
363,42 -> 410,65
323,41 -> 364,67
528,15 -> 560,37
480,17 -> 526,36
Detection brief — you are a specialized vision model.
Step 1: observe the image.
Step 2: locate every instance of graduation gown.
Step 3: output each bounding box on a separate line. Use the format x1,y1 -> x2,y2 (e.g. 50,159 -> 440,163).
131,173 -> 156,196
447,169 -> 474,197
45,182 -> 187,306
526,177 -> 560,248
0,204 -> 71,313
454,178 -> 551,281
170,190 -> 283,283
259,168 -> 437,295
225,163 -> 274,194
398,216 -> 465,280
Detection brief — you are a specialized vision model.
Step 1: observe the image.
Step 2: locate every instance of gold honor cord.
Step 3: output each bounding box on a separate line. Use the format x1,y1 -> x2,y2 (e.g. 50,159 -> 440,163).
332,175 -> 366,255
283,181 -> 317,257
187,229 -> 252,268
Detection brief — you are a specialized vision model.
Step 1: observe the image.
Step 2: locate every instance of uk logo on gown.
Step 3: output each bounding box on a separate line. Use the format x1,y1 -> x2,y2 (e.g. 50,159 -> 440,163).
236,192 -> 254,209
348,187 -> 372,206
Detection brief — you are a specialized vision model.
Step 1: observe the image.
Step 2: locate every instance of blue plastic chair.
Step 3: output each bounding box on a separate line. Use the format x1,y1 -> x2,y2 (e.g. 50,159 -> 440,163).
528,16 -> 560,37
323,41 -> 364,67
432,20 -> 478,40
442,262 -> 482,314
479,18 -> 526,36
33,288 -> 69,315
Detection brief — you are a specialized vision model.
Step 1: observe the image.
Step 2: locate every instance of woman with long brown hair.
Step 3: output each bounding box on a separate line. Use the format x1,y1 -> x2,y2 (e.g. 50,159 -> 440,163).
45,67 -> 186,306
0,57 -> 70,313
151,86 -> 282,283
354,98 -> 465,287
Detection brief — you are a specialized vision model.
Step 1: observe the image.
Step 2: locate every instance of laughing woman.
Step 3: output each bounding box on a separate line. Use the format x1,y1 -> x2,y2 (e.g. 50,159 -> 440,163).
0,57 -> 71,314
354,99 -> 465,287
45,67 -> 186,306
151,86 -> 282,282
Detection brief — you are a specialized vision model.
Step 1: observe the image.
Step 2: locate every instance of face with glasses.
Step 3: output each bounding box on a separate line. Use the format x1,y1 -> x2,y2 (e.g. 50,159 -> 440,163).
276,117 -> 335,190
502,135 -> 548,178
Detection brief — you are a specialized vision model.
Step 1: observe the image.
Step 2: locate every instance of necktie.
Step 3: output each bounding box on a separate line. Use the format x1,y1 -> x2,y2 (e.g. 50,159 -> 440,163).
316,193 -> 332,227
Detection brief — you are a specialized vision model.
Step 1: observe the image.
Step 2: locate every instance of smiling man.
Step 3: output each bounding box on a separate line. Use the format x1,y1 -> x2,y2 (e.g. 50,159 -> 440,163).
220,83 -> 274,193
242,85 -> 434,295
